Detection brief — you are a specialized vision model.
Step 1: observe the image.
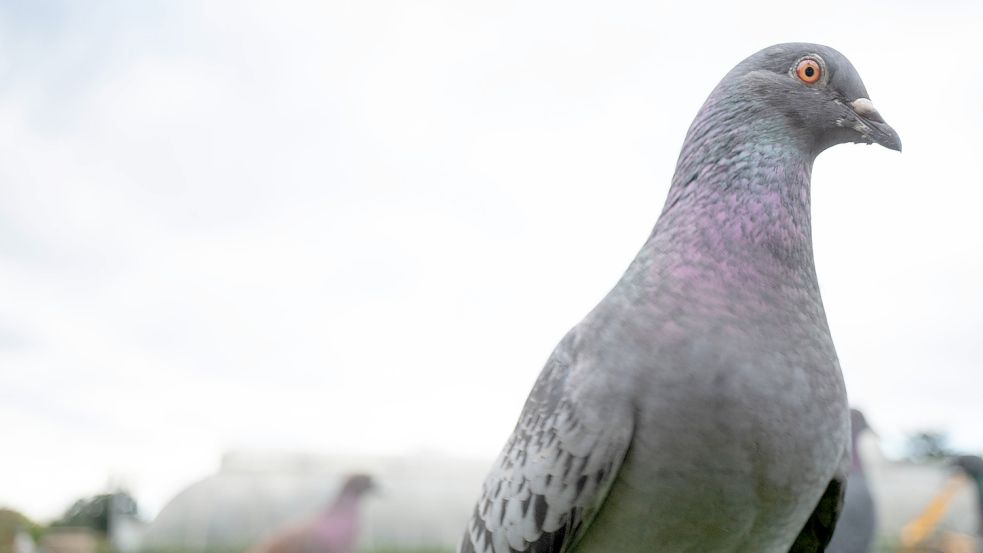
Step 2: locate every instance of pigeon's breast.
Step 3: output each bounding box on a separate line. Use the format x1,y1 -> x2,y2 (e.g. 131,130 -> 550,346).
578,304 -> 848,552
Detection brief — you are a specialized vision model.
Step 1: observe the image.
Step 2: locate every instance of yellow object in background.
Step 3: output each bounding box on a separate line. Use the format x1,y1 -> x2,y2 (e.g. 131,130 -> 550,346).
901,474 -> 969,549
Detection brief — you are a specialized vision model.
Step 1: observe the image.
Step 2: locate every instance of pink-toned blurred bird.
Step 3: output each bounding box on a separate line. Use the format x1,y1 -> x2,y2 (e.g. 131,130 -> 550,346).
246,474 -> 375,553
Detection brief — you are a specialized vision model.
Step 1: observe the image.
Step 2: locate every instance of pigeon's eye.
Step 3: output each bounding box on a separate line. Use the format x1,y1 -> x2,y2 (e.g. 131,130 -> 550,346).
796,59 -> 822,84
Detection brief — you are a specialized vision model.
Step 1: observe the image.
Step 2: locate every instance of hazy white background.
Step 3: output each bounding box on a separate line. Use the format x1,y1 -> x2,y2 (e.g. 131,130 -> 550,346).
1,0 -> 980,520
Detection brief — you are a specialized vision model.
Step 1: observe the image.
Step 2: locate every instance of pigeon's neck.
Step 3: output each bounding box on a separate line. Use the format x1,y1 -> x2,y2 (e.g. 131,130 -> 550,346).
652,99 -> 818,283
327,490 -> 361,514
310,492 -> 361,548
850,430 -> 866,475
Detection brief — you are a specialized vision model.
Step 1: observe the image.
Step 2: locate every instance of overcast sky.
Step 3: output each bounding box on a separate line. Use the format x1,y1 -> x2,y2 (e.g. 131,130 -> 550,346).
1,0 -> 981,521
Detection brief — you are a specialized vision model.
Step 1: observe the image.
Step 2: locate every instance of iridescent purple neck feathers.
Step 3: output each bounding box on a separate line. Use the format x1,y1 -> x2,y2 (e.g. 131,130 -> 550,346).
650,90 -> 819,287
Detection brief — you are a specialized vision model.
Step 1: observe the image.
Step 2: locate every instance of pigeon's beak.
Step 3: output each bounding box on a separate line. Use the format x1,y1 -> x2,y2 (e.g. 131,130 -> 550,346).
849,98 -> 902,152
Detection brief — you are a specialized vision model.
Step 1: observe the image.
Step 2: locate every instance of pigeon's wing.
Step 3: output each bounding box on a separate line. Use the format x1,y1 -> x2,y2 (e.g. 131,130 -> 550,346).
460,335 -> 634,553
788,475 -> 847,553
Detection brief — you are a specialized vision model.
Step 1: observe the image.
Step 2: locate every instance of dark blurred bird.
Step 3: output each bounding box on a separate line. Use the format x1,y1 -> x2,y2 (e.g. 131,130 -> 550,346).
953,456 -> 983,541
460,43 -> 900,553
247,474 -> 374,553
828,409 -> 878,553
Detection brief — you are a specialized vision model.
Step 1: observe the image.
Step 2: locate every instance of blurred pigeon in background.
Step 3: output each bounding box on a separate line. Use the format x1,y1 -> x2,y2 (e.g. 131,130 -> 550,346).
460,43 -> 900,553
247,474 -> 374,553
954,456 -> 983,542
827,409 -> 878,553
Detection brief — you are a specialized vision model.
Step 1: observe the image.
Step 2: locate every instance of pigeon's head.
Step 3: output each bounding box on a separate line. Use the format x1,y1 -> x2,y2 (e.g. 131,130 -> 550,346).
953,455 -> 983,480
719,43 -> 901,155
850,408 -> 871,438
340,473 -> 376,497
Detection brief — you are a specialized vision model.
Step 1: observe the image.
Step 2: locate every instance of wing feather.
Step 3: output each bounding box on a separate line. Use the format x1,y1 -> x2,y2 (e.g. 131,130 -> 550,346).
460,334 -> 633,553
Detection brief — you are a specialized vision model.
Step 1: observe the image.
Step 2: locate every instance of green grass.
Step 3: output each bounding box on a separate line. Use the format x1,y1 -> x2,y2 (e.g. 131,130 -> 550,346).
130,542 -> 928,553
362,549 -> 452,553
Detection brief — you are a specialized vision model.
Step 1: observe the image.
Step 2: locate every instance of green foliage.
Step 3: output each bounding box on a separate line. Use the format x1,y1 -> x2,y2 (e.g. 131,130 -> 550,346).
139,549 -> 243,553
905,431 -> 954,461
52,492 -> 139,535
0,508 -> 39,553
362,549 -> 453,553
140,548 -> 453,553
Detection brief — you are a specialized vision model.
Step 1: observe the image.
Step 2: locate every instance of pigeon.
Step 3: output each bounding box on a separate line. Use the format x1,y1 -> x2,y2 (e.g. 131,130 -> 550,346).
827,409 -> 878,553
247,474 -> 374,553
460,43 -> 900,553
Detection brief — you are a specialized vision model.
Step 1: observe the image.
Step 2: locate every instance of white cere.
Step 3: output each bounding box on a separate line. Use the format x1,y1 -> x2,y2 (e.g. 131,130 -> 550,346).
850,98 -> 880,119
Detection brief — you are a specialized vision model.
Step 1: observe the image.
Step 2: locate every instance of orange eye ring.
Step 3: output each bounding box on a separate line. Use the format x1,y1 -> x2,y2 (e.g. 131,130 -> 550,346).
796,59 -> 822,84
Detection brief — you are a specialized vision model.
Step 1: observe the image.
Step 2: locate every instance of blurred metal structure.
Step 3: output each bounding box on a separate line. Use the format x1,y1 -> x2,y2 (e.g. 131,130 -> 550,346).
141,443 -> 983,552
142,451 -> 489,551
